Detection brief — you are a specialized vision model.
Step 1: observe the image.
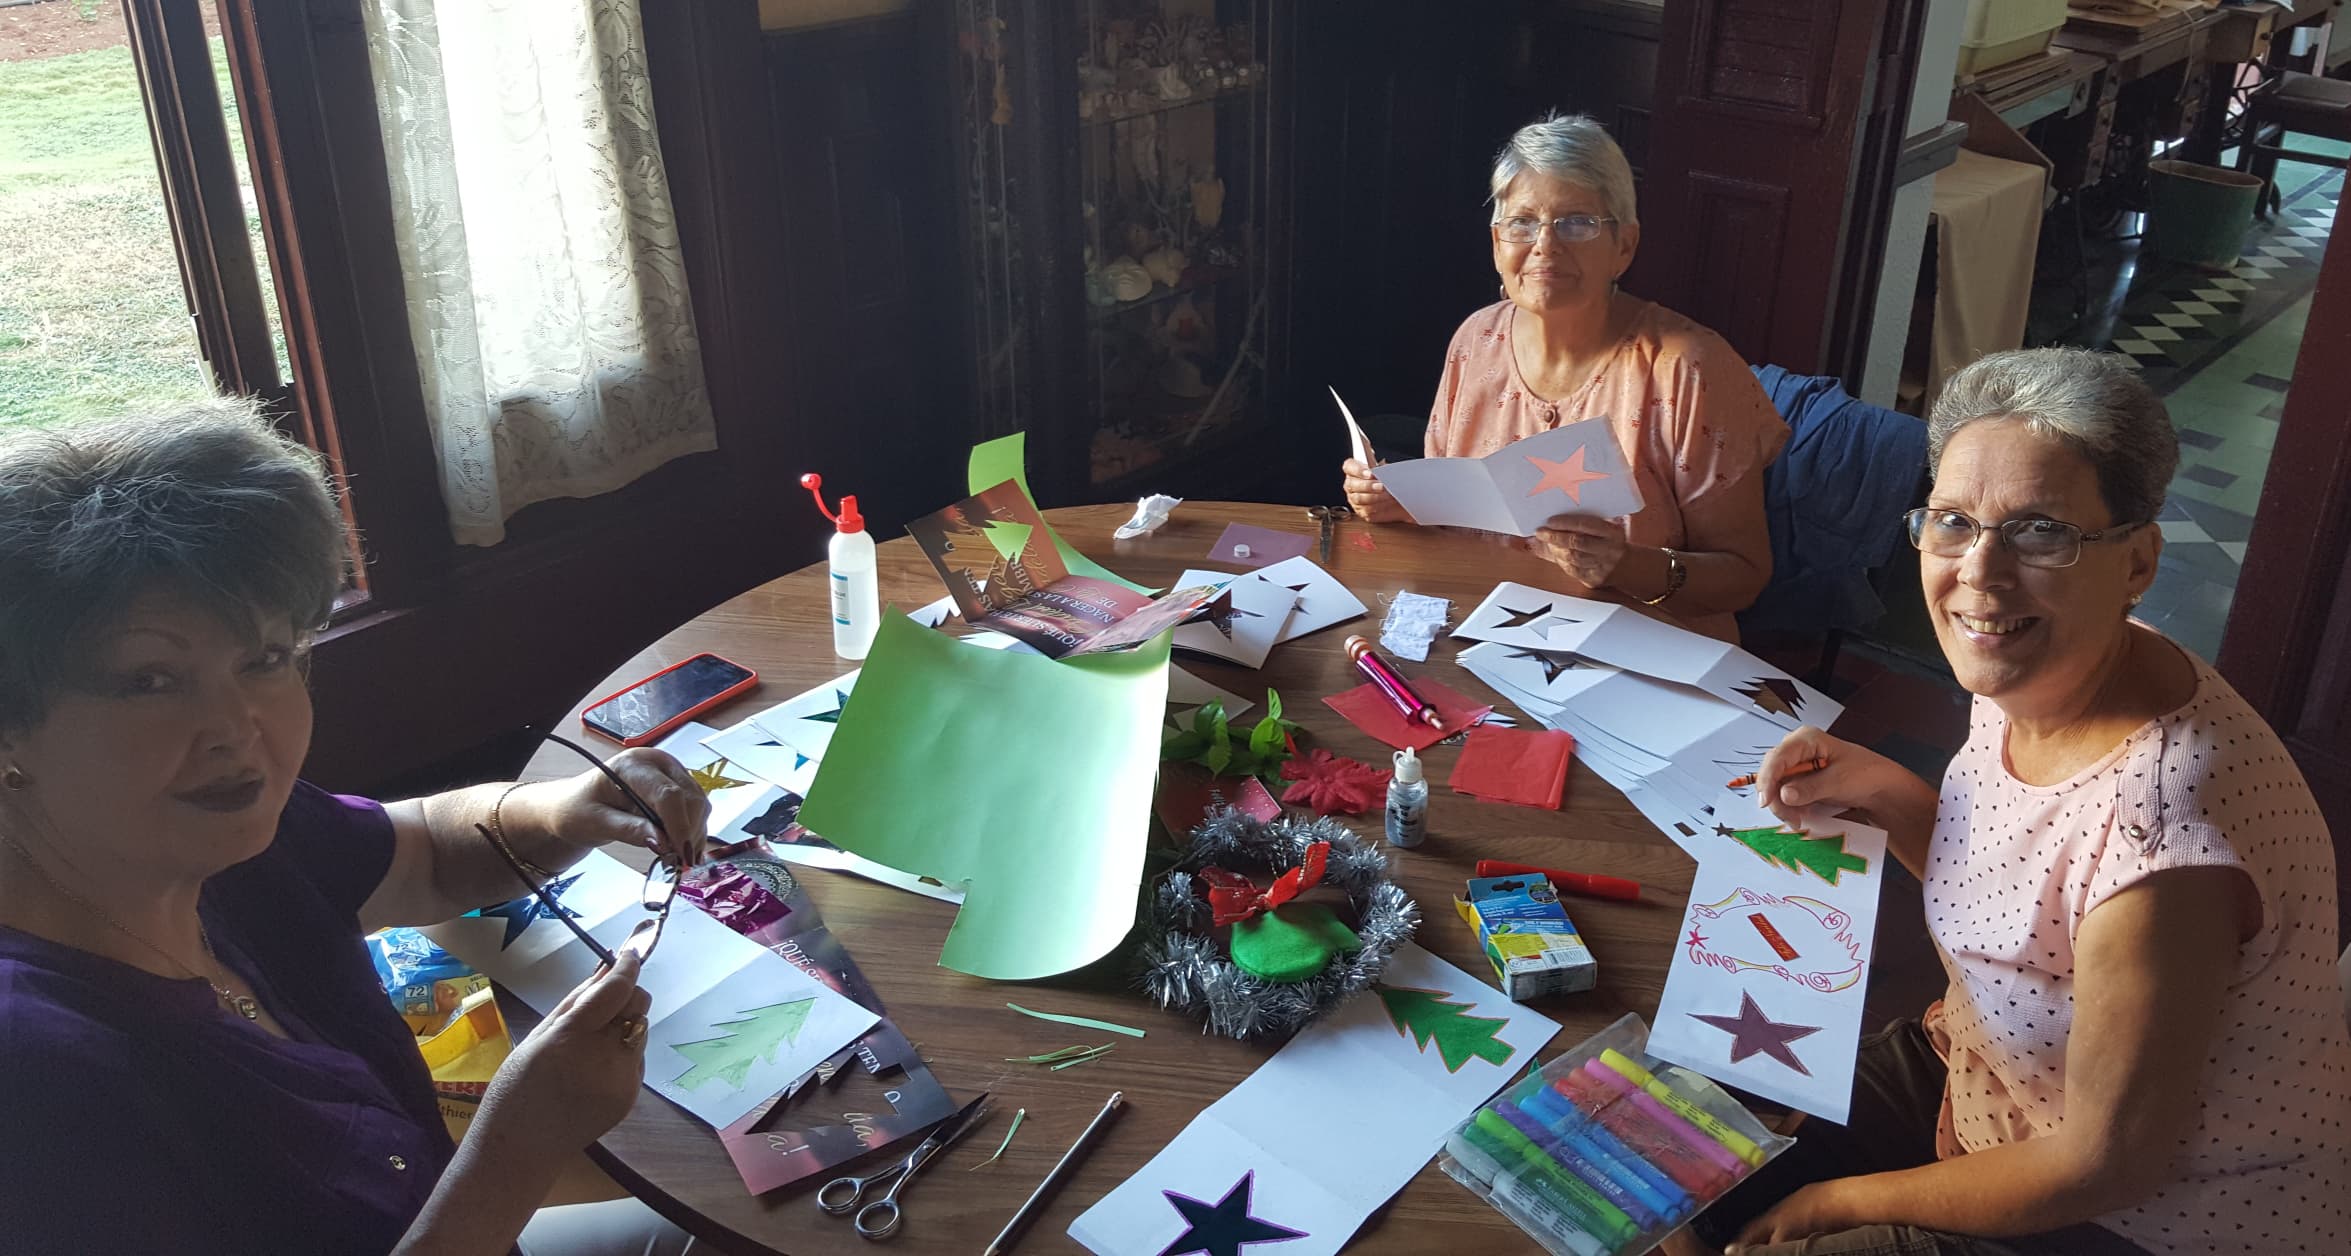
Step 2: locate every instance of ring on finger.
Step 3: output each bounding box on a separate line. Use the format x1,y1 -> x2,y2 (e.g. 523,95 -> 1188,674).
615,1015 -> 649,1047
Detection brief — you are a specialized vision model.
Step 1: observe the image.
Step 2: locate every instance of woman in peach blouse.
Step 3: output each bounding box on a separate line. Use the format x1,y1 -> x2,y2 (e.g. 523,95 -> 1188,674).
1340,113 -> 1788,642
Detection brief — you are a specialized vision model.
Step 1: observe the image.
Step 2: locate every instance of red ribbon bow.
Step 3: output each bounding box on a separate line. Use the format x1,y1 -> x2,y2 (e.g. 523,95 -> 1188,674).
1198,841 -> 1331,928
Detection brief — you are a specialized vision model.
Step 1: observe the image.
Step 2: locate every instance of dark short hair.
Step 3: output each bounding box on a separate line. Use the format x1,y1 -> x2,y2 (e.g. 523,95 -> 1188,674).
0,401 -> 348,735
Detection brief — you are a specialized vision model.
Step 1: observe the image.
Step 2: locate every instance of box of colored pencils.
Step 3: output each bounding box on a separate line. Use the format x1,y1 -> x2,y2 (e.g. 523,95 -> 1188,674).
1437,1013 -> 1792,1256
1455,874 -> 1599,1001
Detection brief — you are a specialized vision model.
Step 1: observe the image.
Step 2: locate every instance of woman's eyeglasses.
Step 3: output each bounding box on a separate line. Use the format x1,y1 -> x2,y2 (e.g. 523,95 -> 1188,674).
477,729 -> 685,966
1495,213 -> 1619,245
1904,507 -> 2147,570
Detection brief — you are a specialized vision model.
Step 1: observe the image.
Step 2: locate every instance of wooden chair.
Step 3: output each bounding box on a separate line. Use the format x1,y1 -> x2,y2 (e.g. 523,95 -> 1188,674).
2236,71 -> 2351,217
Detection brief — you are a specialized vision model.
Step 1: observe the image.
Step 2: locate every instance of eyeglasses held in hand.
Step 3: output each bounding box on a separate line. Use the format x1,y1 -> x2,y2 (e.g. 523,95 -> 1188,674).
1494,213 -> 1619,245
475,728 -> 688,966
1903,507 -> 2146,569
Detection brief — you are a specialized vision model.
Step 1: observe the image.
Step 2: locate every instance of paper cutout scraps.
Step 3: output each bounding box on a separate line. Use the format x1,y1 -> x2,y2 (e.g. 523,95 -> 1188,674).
718,1022 -> 959,1196
1323,676 -> 1491,752
1371,418 -> 1644,536
671,998 -> 817,1092
1733,677 -> 1808,721
1377,984 -> 1517,1073
1331,385 -> 1376,467
1067,944 -> 1557,1256
1160,1172 -> 1310,1256
802,691 -> 851,725
1505,647 -> 1588,684
1172,569 -> 1299,670
1687,991 -> 1822,1075
1723,824 -> 1869,885
911,479 -> 1221,658
798,612 -> 1170,979
969,431 -> 1150,591
1210,522 -> 1314,570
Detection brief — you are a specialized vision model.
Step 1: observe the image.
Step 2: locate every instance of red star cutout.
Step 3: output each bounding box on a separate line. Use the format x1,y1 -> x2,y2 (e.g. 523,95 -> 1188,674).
1524,446 -> 1611,504
1278,749 -> 1390,816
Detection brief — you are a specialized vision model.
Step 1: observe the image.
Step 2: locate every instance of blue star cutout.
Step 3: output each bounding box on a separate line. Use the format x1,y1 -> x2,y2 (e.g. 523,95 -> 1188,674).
479,874 -> 581,948
1159,1171 -> 1308,1256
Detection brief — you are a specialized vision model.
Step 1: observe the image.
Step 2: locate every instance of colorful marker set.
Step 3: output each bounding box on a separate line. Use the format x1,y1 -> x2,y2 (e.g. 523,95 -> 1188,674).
1438,1015 -> 1789,1256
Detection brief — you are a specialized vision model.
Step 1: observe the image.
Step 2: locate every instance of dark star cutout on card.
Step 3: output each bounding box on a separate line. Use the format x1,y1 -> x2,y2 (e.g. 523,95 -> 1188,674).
1492,602 -> 1557,631
1733,676 -> 1806,718
1203,596 -> 1264,641
1504,647 -> 1586,684
803,690 -> 853,725
480,874 -> 582,948
1689,990 -> 1823,1075
1159,1171 -> 1310,1256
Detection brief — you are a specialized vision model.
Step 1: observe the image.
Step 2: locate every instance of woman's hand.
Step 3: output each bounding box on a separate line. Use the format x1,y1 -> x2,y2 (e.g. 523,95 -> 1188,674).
478,950 -> 652,1158
1530,514 -> 1631,589
1751,729 -> 1938,876
1341,458 -> 1410,523
521,748 -> 709,870
1730,1180 -> 1858,1250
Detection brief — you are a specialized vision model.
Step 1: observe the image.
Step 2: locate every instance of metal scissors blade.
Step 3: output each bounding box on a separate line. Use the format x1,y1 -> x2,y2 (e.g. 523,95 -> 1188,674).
815,1093 -> 991,1240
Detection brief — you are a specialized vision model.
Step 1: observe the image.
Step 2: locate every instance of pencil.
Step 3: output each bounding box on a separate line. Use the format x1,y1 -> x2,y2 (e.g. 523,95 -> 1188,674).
1725,754 -> 1828,792
983,1090 -> 1124,1256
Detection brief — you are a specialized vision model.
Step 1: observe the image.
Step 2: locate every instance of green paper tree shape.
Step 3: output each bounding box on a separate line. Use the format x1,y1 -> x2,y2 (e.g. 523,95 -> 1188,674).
1376,984 -> 1515,1073
668,998 -> 816,1093
1726,825 -> 1869,885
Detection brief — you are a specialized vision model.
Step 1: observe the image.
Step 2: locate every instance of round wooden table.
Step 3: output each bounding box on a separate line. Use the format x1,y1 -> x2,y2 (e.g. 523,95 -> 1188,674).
523,503 -> 1700,1256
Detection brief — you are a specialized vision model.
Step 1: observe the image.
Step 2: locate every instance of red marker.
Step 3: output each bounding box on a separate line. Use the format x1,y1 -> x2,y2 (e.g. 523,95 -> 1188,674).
1344,635 -> 1441,728
1474,859 -> 1642,902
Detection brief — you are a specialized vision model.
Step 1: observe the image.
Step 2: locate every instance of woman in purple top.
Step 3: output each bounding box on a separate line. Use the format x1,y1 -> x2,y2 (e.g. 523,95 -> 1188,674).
0,404 -> 712,1254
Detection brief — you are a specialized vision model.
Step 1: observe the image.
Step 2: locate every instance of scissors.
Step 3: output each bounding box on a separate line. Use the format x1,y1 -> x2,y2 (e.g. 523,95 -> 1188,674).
1306,504 -> 1353,564
816,1093 -> 991,1240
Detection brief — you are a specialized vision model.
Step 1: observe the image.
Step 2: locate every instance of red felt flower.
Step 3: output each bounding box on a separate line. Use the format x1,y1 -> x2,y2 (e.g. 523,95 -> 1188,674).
1278,749 -> 1390,816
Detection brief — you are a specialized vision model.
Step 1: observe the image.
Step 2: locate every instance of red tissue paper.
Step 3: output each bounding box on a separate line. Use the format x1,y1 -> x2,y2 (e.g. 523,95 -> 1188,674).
1323,675 -> 1492,752
1447,725 -> 1576,810
1279,749 -> 1390,816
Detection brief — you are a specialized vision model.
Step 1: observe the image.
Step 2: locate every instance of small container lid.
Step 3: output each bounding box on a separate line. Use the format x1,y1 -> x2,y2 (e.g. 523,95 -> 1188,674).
1392,746 -> 1422,784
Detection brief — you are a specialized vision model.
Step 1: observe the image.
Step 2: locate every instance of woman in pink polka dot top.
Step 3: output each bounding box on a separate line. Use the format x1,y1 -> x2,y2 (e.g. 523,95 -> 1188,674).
1702,349 -> 2350,1256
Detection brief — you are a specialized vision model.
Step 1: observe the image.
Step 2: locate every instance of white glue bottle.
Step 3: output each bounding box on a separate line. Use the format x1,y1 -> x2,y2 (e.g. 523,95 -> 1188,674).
1386,747 -> 1428,849
801,473 -> 878,660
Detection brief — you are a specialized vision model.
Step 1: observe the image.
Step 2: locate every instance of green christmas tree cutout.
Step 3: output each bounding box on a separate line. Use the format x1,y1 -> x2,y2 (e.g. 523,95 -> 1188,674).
1725,825 -> 1869,885
668,998 -> 816,1093
1375,984 -> 1515,1073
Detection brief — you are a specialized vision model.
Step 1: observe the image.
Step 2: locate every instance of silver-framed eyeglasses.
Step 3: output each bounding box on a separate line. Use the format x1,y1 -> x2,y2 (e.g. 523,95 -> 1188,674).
1495,213 -> 1619,245
1904,507 -> 2147,569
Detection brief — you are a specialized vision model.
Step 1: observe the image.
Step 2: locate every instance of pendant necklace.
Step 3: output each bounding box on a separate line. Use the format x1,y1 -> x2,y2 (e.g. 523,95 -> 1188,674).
0,831 -> 261,1020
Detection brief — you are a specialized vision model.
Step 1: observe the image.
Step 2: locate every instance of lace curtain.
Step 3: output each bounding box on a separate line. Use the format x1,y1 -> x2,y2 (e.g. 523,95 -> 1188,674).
361,0 -> 717,547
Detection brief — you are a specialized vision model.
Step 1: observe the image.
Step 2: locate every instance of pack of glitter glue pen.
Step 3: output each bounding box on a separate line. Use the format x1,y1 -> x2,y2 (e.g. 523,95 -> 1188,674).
1438,1013 -> 1793,1256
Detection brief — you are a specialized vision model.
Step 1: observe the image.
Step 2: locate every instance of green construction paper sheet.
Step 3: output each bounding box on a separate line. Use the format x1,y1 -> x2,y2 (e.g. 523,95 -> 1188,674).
969,433 -> 1149,591
797,612 -> 1171,979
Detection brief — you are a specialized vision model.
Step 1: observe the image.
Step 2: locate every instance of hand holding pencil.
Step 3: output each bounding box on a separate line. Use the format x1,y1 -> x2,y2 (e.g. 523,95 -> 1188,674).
1747,727 -> 1937,848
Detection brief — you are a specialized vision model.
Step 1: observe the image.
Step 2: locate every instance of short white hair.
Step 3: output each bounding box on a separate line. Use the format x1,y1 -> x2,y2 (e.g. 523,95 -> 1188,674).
1928,348 -> 2179,526
1488,112 -> 1639,230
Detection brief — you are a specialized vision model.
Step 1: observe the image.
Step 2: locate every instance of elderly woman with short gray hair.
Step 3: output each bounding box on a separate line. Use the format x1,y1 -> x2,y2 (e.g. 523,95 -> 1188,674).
0,405 -> 713,1253
1340,112 -> 1788,641
1681,348 -> 2350,1255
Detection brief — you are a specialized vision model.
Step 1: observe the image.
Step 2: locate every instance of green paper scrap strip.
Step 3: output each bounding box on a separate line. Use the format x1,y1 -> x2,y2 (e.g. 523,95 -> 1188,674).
1006,1002 -> 1148,1039
1008,1044 -> 1119,1071
969,1108 -> 1026,1170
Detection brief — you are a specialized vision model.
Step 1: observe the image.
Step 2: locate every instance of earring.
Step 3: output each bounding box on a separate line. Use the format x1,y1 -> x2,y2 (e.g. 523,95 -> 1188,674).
2127,593 -> 2144,610
2,765 -> 27,791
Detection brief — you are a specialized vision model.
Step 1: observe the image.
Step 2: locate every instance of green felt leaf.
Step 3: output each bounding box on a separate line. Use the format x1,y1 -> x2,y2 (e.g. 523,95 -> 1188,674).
1726,825 -> 1870,885
1230,904 -> 1361,983
1376,985 -> 1515,1073
667,999 -> 815,1092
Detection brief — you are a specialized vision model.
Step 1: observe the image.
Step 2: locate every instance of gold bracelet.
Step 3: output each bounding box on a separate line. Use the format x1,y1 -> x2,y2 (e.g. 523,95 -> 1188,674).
1639,548 -> 1688,607
484,782 -> 555,881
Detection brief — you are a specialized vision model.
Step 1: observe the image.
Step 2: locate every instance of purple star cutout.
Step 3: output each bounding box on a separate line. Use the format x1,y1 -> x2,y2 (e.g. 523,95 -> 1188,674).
1689,990 -> 1822,1075
1158,1171 -> 1308,1256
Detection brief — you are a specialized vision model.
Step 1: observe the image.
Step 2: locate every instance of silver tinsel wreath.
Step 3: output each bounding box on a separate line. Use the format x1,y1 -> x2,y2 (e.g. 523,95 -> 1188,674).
1137,805 -> 1419,1040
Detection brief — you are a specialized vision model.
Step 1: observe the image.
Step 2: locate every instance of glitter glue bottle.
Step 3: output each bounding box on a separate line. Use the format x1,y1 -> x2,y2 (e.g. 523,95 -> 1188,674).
801,473 -> 877,660
1386,747 -> 1428,849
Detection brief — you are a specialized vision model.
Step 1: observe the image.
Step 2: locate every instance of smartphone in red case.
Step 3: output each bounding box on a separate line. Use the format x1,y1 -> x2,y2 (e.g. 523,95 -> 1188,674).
581,653 -> 758,747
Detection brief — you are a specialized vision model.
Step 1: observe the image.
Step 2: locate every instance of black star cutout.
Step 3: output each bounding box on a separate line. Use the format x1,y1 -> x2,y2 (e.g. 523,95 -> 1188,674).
1689,990 -> 1822,1074
1733,676 -> 1806,718
1203,595 -> 1263,641
1713,823 -> 1738,838
1492,602 -> 1555,631
1505,647 -> 1585,683
480,874 -> 581,948
804,689 -> 853,724
1160,1171 -> 1309,1256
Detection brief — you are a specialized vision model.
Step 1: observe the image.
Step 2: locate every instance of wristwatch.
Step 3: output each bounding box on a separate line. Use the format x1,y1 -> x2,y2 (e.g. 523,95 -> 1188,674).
1639,548 -> 1687,606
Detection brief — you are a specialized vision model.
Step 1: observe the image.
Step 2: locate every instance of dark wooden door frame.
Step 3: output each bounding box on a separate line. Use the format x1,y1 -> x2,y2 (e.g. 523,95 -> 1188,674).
2218,226 -> 2351,937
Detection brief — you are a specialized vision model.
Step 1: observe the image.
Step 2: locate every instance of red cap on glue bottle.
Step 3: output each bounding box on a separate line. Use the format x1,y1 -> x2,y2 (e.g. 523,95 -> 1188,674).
800,473 -> 864,534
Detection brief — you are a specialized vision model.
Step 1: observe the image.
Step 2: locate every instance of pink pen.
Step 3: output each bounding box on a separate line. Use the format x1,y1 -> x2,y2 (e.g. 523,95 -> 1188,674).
1344,635 -> 1442,728
1577,1060 -> 1748,1178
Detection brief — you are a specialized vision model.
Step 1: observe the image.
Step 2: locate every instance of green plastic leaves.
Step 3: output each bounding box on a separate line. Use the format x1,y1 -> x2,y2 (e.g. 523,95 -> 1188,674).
1161,689 -> 1299,787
